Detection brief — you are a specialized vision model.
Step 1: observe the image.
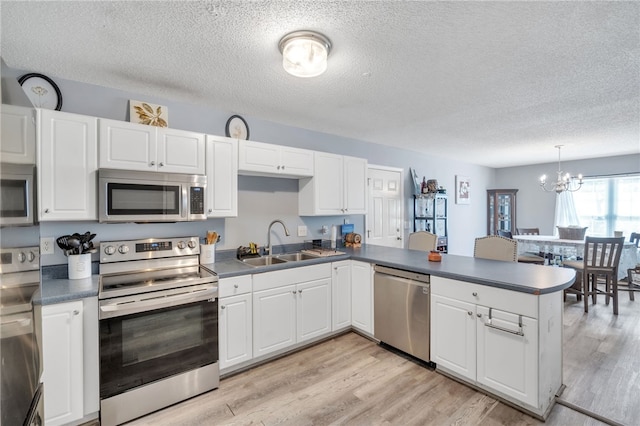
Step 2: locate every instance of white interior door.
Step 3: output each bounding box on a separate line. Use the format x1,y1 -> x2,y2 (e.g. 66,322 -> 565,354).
366,166 -> 403,248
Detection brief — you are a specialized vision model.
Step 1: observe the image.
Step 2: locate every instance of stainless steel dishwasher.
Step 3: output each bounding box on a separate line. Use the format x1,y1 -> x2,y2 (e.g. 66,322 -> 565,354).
374,265 -> 430,363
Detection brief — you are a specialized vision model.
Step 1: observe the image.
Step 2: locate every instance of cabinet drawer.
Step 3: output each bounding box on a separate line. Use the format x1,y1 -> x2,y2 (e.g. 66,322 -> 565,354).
253,263 -> 332,292
219,275 -> 252,297
431,276 -> 538,319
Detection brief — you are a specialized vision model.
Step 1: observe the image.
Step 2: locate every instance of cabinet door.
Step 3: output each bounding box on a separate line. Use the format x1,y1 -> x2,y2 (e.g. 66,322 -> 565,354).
312,152 -> 344,215
39,110 -> 98,221
332,261 -> 352,331
157,127 -> 205,174
351,260 -> 373,335
42,301 -> 84,426
219,293 -> 253,369
238,140 -> 280,174
296,277 -> 331,343
476,306 -> 538,407
99,118 -> 156,171
430,294 -> 476,381
280,146 -> 314,177
205,135 -> 238,217
253,285 -> 296,357
1,104 -> 35,163
343,155 -> 367,214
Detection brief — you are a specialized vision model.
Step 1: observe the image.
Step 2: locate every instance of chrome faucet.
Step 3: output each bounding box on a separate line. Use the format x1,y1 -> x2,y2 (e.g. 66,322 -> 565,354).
266,219 -> 290,255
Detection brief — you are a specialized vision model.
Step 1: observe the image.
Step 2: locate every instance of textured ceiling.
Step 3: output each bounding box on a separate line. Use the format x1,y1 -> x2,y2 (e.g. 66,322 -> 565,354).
1,1 -> 639,168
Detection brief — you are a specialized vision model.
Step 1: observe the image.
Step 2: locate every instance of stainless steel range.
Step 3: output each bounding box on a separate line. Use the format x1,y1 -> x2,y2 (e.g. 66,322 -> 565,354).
0,246 -> 43,426
98,237 -> 219,426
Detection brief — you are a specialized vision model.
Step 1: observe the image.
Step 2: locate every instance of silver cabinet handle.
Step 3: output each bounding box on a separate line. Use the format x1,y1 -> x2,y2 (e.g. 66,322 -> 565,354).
73,310 -> 80,315
159,162 -> 164,167
150,161 -> 155,166
472,292 -> 478,297
467,311 -> 473,316
44,208 -> 50,213
299,289 -> 303,294
208,208 -> 213,213
477,313 -> 482,318
292,290 -> 297,294
281,165 -> 285,170
221,305 -> 226,309
234,284 -> 239,289
277,166 -> 281,170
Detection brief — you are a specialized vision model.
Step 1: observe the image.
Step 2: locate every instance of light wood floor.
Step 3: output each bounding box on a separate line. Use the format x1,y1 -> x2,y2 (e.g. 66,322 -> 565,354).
126,293 -> 640,426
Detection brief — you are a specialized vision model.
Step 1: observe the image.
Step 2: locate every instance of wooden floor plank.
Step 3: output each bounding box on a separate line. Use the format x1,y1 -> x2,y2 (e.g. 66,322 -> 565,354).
125,293 -> 640,426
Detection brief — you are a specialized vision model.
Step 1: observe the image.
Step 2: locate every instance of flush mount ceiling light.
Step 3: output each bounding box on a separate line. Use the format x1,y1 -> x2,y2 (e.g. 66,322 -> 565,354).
278,30 -> 332,78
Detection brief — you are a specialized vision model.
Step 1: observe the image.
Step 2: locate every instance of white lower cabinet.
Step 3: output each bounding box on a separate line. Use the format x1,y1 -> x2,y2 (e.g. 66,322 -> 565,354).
42,300 -> 84,426
252,264 -> 332,358
219,275 -> 253,370
331,260 -> 352,331
350,260 -> 373,335
431,276 -> 558,417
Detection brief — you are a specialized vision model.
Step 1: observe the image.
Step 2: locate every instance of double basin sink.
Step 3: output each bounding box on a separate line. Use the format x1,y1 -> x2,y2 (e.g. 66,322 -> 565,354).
239,252 -> 320,267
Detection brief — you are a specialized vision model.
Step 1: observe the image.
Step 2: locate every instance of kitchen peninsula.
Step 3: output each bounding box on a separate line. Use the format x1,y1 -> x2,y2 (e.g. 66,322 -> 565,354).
40,244 -> 574,423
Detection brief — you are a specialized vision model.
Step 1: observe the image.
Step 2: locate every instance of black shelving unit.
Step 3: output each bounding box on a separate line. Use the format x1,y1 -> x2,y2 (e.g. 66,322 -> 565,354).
413,194 -> 448,252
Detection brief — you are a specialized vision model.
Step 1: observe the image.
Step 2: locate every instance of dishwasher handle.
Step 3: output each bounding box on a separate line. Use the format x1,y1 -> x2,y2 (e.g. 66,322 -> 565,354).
374,265 -> 430,283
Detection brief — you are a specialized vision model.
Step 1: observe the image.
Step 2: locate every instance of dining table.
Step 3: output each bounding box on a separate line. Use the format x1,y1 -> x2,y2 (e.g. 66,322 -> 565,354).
514,235 -> 638,280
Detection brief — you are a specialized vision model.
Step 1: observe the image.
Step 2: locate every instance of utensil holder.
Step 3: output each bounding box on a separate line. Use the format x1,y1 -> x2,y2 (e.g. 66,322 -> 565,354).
68,254 -> 91,280
200,244 -> 215,264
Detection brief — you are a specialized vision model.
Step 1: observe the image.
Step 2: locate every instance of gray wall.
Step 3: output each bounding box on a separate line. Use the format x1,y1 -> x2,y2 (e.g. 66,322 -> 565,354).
494,154 -> 640,235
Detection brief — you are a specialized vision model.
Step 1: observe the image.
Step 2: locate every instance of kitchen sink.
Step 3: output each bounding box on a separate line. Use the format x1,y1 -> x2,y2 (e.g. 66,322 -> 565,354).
240,252 -> 320,267
275,252 -> 319,262
242,256 -> 288,267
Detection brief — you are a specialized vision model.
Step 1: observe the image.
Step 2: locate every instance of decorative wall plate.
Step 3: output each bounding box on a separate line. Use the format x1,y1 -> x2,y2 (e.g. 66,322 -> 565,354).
18,73 -> 62,110
225,115 -> 249,140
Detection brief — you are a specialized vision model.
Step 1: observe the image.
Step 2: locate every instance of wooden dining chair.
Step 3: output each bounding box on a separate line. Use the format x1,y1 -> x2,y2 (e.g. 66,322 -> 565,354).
563,236 -> 624,314
516,228 -> 540,235
407,231 -> 438,252
474,235 -> 517,262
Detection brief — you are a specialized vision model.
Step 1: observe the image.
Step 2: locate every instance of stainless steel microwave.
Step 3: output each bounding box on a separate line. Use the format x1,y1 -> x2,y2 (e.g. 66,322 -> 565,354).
98,169 -> 207,223
0,163 -> 36,227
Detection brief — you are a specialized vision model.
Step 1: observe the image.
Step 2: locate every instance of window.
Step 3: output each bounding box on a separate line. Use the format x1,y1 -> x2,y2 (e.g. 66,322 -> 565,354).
573,175 -> 640,238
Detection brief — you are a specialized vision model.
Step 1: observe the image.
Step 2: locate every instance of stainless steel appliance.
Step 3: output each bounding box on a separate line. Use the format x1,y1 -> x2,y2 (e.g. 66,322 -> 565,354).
0,163 -> 36,227
98,237 -> 219,426
98,169 -> 206,223
0,246 -> 43,425
373,265 -> 431,363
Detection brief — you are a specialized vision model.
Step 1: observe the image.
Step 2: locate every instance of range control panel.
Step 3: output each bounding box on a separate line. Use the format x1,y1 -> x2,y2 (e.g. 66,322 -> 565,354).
100,237 -> 199,264
0,247 -> 40,274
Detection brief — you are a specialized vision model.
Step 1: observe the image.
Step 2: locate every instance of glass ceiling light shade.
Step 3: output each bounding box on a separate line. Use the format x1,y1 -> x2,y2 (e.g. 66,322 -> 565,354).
278,31 -> 332,78
540,145 -> 583,193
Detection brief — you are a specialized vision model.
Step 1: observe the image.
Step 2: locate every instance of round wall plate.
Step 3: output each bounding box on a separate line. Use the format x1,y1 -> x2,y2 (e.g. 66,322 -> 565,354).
18,73 -> 63,110
225,115 -> 249,140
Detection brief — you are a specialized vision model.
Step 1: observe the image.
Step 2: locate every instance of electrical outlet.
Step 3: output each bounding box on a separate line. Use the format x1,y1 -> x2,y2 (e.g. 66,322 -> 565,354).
298,225 -> 307,237
41,237 -> 55,255
321,225 -> 328,235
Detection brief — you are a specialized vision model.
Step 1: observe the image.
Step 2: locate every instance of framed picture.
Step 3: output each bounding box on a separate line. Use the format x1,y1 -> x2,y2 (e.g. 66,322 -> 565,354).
129,100 -> 168,127
456,175 -> 470,204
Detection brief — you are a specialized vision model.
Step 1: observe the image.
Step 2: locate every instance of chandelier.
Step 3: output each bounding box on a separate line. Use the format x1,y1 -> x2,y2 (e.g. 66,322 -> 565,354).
539,145 -> 583,193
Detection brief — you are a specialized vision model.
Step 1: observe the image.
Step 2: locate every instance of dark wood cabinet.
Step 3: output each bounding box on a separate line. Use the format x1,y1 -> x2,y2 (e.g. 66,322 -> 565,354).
487,189 -> 517,235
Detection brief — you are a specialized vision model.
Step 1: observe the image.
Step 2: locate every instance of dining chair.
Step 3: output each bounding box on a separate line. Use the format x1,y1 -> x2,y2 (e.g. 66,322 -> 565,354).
563,236 -> 624,314
516,228 -> 540,235
499,230 -> 545,264
630,232 -> 640,247
407,231 -> 438,252
473,235 -> 517,262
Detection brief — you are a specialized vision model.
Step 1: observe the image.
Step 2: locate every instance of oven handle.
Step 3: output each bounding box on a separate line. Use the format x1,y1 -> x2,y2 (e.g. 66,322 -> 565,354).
100,287 -> 217,319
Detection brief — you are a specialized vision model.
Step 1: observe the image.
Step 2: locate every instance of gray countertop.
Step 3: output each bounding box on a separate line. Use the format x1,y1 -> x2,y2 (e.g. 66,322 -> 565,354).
39,245 -> 575,304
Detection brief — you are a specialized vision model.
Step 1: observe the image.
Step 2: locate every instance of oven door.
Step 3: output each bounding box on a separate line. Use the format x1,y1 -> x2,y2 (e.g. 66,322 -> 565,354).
99,290 -> 218,399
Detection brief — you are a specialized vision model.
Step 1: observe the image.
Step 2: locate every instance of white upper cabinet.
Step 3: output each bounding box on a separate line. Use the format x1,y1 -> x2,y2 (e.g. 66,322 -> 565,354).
99,118 -> 205,174
298,152 -> 367,216
238,140 -> 313,178
38,109 -> 98,221
1,104 -> 36,164
205,135 -> 238,217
